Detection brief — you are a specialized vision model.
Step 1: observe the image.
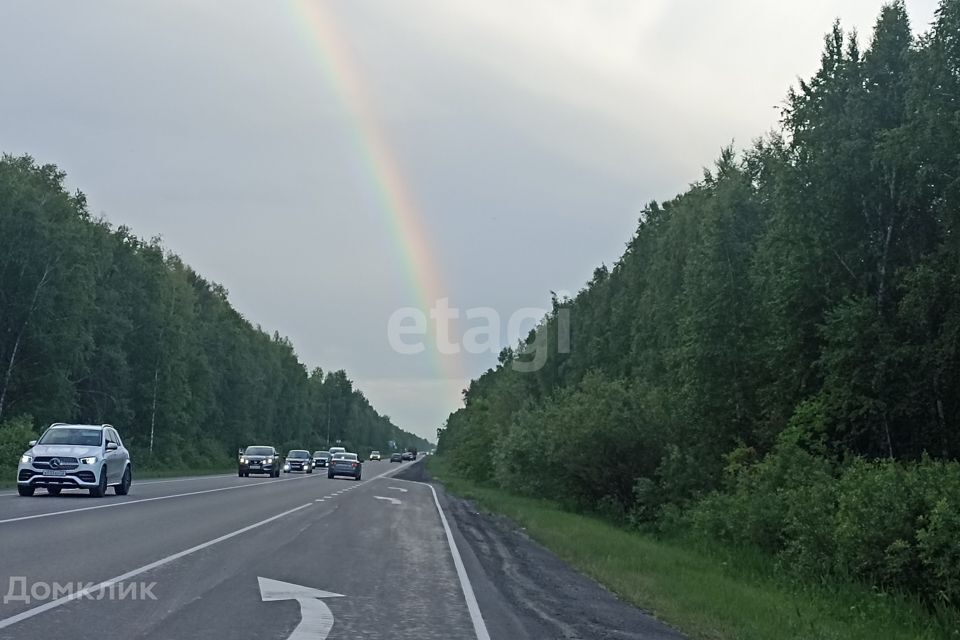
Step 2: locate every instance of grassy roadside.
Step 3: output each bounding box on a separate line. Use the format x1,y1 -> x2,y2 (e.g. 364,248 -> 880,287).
427,456 -> 957,640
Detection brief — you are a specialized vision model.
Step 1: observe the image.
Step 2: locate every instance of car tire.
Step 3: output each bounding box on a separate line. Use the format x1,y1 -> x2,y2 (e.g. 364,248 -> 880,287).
90,469 -> 108,498
115,467 -> 132,495
47,486 -> 62,496
17,485 -> 35,497
307,468 -> 313,474
355,474 -> 361,481
327,473 -> 334,479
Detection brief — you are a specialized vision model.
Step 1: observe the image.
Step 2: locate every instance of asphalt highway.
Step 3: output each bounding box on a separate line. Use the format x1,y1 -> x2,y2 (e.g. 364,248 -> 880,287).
0,460 -> 481,640
0,460 -> 684,640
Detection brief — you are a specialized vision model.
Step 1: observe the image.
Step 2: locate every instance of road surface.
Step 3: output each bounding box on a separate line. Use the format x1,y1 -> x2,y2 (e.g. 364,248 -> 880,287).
0,460 -> 683,639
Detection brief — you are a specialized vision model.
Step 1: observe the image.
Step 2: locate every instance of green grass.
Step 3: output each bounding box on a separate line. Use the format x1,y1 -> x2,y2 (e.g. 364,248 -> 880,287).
427,456 -> 959,640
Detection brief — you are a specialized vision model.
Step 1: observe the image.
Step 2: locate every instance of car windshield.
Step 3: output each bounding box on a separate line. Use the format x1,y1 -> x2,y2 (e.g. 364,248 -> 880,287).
244,447 -> 273,456
313,451 -> 329,458
288,450 -> 309,458
37,428 -> 102,446
371,451 -> 380,454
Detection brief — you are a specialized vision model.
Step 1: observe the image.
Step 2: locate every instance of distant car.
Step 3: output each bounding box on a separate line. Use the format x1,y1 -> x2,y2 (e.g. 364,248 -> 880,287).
401,451 -> 413,461
313,451 -> 331,467
17,423 -> 132,498
328,446 -> 346,457
284,450 -> 313,473
239,445 -> 281,477
369,450 -> 381,461
390,452 -> 403,463
328,453 -> 362,480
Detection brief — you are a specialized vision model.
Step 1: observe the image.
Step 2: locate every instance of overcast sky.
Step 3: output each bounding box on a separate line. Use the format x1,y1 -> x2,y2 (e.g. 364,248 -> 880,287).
0,0 -> 940,440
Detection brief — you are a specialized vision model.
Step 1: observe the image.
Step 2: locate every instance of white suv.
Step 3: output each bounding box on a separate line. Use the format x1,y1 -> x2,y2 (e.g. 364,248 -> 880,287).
17,424 -> 132,498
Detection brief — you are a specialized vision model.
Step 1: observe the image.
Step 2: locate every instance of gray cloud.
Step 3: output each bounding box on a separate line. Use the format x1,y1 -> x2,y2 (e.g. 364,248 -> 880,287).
0,0 -> 939,438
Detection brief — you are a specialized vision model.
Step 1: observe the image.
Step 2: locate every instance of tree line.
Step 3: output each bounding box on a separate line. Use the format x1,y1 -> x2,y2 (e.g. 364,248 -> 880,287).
438,1 -> 960,608
0,154 -> 430,472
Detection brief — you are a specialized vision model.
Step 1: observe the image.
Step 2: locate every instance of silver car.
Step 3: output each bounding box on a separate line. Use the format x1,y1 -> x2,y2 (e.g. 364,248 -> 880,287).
17,424 -> 132,498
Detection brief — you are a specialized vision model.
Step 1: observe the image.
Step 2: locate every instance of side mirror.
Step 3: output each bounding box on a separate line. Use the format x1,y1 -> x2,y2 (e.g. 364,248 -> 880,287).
106,442 -> 119,451
28,440 -> 37,447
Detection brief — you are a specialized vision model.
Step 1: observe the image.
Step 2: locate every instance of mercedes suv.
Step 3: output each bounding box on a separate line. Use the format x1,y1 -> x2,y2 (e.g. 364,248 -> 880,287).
17,423 -> 132,497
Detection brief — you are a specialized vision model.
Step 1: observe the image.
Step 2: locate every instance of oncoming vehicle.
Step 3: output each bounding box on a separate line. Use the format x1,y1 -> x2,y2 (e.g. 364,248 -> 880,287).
328,453 -> 362,480
328,446 -> 346,457
313,451 -> 331,467
17,423 -> 132,498
390,452 -> 403,463
369,450 -> 381,461
284,450 -> 313,473
239,446 -> 281,477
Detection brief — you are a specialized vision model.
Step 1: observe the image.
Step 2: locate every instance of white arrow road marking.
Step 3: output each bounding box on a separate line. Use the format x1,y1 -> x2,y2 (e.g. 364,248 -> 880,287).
374,495 -> 401,505
387,486 -> 408,492
258,577 -> 344,640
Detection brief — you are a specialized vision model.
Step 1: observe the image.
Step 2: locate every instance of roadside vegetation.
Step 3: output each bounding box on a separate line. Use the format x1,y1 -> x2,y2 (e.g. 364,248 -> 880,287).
436,1 -> 960,632
429,457 -> 959,640
0,161 -> 430,476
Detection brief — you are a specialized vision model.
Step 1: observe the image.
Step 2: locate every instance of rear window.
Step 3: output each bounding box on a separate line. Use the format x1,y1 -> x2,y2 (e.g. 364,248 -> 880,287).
333,453 -> 358,461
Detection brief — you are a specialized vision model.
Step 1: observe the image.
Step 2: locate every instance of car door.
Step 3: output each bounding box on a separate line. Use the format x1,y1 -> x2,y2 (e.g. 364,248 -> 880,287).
113,429 -> 130,479
104,429 -> 121,483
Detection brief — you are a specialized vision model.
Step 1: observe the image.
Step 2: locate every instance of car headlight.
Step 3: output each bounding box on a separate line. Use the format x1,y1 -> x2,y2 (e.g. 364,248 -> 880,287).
20,454 -> 32,464
240,457 -> 246,463
80,456 -> 98,465
266,458 -> 273,463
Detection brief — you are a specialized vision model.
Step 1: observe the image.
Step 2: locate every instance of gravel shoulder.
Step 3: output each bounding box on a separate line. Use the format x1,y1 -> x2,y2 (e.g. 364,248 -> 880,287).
394,461 -> 686,640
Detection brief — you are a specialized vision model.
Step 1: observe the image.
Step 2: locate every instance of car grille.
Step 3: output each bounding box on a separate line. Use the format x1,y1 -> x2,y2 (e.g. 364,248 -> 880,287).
33,456 -> 80,470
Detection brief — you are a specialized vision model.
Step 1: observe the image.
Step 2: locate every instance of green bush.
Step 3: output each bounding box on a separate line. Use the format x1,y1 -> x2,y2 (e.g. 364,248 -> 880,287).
680,441 -> 960,607
0,415 -> 37,480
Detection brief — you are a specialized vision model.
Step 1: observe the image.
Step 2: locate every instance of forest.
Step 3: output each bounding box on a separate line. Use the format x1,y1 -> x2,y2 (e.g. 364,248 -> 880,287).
438,1 -> 960,608
0,155 -> 430,477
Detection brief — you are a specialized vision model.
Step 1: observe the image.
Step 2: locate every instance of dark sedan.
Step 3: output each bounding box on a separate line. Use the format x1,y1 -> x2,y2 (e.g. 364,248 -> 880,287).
313,451 -> 331,467
328,453 -> 362,480
284,450 -> 313,473
239,446 -> 281,477
390,452 -> 403,463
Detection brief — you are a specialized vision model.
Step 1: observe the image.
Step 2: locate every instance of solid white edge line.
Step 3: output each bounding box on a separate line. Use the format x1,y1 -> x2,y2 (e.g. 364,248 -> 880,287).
0,502 -> 313,630
0,474 -> 318,525
383,475 -> 490,640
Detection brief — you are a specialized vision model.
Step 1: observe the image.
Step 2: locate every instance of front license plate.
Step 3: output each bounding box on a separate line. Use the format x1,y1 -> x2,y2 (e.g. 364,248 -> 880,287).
44,470 -> 67,477
250,465 -> 261,469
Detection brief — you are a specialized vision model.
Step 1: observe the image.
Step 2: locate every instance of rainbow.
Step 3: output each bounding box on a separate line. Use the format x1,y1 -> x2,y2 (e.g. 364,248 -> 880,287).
289,0 -> 464,384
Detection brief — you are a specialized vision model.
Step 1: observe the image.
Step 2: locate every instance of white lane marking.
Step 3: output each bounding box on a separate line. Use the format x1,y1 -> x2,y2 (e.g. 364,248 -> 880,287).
0,474 -> 319,525
258,577 -> 343,640
387,486 -> 408,493
134,474 -> 235,486
373,496 -> 401,505
383,476 -> 491,640
315,499 -> 325,502
0,503 -> 313,631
